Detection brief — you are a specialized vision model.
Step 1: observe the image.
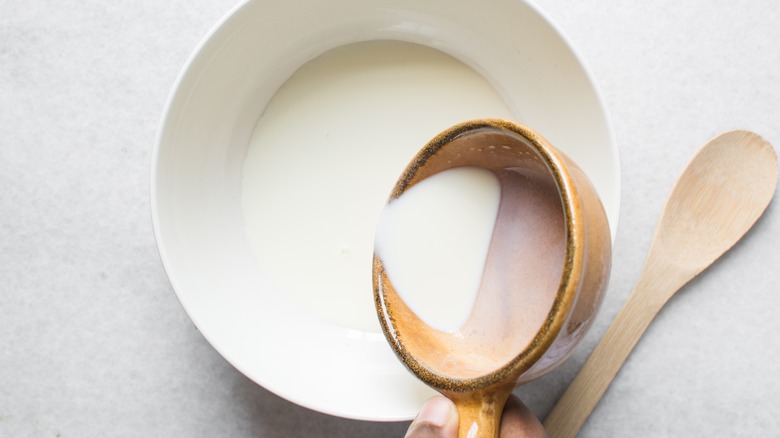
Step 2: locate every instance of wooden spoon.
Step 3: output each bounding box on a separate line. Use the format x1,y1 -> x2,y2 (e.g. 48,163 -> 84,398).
543,130 -> 778,438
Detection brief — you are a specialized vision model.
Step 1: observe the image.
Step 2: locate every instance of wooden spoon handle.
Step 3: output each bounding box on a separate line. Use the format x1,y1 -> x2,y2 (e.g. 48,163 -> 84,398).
450,386 -> 513,438
543,263 -> 690,438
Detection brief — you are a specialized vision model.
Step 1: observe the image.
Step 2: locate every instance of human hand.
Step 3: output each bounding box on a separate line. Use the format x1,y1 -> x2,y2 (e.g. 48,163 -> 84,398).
405,395 -> 547,438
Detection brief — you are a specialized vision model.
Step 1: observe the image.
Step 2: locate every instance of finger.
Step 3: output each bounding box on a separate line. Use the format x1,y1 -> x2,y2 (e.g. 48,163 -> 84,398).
500,394 -> 547,438
405,396 -> 459,438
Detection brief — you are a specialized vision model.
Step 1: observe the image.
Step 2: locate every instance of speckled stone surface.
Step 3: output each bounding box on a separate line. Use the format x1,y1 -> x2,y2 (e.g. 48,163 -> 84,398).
2,1 -> 778,436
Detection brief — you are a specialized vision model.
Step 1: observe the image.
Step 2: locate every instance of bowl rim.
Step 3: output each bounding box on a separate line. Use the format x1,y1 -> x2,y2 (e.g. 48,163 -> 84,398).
150,0 -> 621,421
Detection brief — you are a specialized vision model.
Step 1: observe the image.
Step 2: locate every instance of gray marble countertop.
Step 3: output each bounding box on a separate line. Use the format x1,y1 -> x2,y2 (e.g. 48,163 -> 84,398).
2,1 -> 778,436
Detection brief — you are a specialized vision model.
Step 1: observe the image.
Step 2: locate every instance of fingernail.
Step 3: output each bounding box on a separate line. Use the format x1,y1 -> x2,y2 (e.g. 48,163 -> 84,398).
416,397 -> 454,428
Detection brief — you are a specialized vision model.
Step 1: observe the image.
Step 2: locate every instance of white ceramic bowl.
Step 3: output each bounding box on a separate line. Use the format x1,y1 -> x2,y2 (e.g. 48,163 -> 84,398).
152,0 -> 619,421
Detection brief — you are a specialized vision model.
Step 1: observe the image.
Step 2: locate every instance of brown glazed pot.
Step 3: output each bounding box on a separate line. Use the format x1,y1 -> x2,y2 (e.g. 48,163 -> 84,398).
373,118 -> 612,437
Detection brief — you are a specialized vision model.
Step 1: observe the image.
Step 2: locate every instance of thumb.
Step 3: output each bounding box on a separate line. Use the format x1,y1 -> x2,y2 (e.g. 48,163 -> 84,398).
405,396 -> 459,438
